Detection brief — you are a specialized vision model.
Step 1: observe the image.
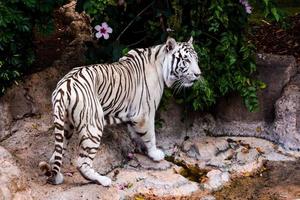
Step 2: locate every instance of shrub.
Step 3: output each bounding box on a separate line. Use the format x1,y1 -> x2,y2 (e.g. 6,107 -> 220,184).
80,0 -> 282,112
0,0 -> 67,95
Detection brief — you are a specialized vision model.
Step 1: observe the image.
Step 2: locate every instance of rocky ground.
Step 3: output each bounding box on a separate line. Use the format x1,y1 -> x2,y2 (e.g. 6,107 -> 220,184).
1,2 -> 300,200
1,105 -> 299,199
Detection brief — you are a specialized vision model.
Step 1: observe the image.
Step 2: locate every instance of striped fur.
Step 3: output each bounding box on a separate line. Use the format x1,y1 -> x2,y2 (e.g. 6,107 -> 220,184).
39,37 -> 201,186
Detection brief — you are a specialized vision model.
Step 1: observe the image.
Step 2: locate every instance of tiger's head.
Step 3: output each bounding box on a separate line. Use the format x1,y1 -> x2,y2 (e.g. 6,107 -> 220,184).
162,37 -> 201,88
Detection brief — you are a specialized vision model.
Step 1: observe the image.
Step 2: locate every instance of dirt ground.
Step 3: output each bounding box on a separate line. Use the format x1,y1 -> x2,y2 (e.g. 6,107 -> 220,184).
250,14 -> 300,64
214,160 -> 300,200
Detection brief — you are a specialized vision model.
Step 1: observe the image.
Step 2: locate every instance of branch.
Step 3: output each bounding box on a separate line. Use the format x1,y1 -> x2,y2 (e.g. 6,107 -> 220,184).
116,1 -> 155,41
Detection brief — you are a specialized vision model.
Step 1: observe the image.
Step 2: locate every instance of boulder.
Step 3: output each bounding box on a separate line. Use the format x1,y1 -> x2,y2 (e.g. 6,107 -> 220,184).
273,74 -> 300,150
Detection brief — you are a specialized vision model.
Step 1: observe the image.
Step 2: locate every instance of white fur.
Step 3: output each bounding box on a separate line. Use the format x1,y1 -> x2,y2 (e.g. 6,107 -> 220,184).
48,37 -> 200,188
148,148 -> 165,161
51,172 -> 64,185
96,176 -> 112,187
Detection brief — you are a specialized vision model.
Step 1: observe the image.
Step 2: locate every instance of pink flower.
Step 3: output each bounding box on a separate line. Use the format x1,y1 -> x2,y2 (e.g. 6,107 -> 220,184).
95,22 -> 113,40
245,4 -> 252,14
239,0 -> 252,14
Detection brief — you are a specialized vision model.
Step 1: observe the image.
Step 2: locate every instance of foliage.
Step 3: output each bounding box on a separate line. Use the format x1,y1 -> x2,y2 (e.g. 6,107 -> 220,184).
79,0 -> 281,112
0,0 -> 67,95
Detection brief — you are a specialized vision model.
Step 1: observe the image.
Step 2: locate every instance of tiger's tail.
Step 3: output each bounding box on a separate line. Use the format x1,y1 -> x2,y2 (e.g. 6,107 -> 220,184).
39,89 -> 66,185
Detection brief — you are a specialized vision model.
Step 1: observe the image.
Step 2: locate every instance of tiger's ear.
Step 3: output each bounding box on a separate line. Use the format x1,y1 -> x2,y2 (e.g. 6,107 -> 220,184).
187,36 -> 193,45
165,37 -> 177,53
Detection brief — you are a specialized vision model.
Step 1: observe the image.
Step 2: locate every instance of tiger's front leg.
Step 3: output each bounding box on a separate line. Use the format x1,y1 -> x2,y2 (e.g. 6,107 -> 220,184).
128,117 -> 164,161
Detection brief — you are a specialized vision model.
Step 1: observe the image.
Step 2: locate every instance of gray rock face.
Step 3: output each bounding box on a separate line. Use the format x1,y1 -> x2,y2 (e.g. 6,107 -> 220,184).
273,75 -> 300,150
213,54 -> 300,151
216,53 -> 297,122
8,87 -> 38,120
0,99 -> 12,141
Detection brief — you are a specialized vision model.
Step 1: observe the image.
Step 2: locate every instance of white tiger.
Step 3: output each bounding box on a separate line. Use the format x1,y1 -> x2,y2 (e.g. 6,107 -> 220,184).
39,37 -> 201,186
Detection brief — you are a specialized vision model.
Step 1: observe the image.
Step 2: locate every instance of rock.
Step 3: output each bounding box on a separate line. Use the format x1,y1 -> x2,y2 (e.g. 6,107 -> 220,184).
204,169 -> 230,191
127,154 -> 171,170
0,86 -> 38,141
45,185 -> 119,200
112,168 -> 199,198
0,146 -> 32,199
212,54 -> 300,150
236,148 -> 260,165
156,101 -> 211,155
0,98 -> 12,141
7,87 -> 38,120
183,137 -> 229,161
201,195 -> 216,200
231,158 -> 264,175
273,75 -> 300,150
216,54 -> 297,122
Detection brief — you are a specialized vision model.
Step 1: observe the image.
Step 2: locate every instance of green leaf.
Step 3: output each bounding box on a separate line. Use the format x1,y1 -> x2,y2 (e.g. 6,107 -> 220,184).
263,0 -> 269,6
271,8 -> 279,22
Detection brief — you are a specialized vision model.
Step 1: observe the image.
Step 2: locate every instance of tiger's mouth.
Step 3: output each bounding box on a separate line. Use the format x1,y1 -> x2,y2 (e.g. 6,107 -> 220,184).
183,79 -> 198,87
183,82 -> 193,87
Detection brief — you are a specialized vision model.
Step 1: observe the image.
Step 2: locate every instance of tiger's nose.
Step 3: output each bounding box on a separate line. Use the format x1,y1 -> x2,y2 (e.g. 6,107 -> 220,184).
194,72 -> 201,78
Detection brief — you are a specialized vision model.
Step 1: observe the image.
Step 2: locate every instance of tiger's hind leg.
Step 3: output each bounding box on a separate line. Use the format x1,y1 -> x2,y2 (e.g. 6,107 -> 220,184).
49,120 -> 73,164
76,121 -> 111,186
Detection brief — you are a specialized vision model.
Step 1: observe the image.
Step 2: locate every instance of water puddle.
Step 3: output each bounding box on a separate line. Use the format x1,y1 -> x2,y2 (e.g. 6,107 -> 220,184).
165,156 -> 209,183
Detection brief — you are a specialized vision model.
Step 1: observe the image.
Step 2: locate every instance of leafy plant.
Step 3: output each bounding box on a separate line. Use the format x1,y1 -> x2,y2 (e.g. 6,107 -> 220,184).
78,0 -> 282,112
0,0 -> 67,95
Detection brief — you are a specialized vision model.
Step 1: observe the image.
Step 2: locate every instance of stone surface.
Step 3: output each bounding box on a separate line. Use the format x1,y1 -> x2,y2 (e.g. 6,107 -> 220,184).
216,53 -> 297,122
173,136 -> 296,178
0,98 -> 12,141
45,185 -> 119,200
212,55 -> 300,151
204,170 -> 230,191
201,195 -> 216,200
0,146 -> 32,200
273,75 -> 300,150
7,87 -> 38,120
128,154 -> 172,170
157,101 -> 214,155
112,168 -> 199,198
182,137 -> 229,161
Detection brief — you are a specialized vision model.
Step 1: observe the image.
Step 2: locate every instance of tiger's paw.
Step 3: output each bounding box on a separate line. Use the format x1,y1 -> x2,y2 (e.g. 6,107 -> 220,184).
96,175 -> 112,187
47,172 -> 64,185
148,148 -> 165,161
